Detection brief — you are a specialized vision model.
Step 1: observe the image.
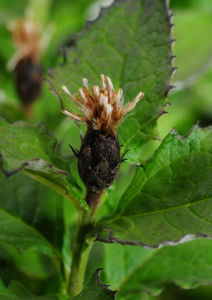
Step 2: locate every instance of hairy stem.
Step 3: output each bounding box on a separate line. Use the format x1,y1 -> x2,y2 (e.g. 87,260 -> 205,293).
68,190 -> 103,296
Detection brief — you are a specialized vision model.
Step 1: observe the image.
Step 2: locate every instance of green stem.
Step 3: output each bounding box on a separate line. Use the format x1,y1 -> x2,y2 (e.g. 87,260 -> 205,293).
68,190 -> 103,296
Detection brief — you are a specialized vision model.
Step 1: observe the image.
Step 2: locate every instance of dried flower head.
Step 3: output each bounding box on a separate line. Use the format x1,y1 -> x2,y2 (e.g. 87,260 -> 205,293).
7,19 -> 44,116
8,19 -> 42,69
61,75 -> 144,201
62,74 -> 144,134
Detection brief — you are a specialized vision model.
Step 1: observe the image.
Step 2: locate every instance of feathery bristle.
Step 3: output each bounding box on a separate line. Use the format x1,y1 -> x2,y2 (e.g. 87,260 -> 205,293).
61,74 -> 144,133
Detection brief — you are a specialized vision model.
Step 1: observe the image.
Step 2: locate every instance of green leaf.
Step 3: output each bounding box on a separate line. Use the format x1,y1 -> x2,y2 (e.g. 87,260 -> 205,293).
50,0 -> 173,162
0,99 -> 23,123
0,118 -> 86,211
71,269 -> 116,300
102,243 -> 152,291
0,207 -> 58,256
115,239 -> 212,298
96,126 -> 212,247
100,239 -> 212,299
0,279 -> 58,300
0,244 -> 61,294
0,172 -> 64,250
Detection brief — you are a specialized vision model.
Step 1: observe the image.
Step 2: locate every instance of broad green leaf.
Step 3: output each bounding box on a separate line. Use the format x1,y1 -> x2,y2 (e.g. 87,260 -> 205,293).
114,239 -> 212,298
0,245 -> 60,294
0,118 -> 85,210
0,279 -> 58,300
96,126 -> 212,246
0,172 -> 64,250
0,207 -> 58,256
50,0 -> 173,162
0,174 -> 64,293
71,269 -> 116,300
102,243 -> 152,291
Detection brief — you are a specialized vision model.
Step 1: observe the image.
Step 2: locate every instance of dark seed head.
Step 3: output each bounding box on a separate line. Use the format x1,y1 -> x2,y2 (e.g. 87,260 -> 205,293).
78,128 -> 121,193
15,56 -> 42,109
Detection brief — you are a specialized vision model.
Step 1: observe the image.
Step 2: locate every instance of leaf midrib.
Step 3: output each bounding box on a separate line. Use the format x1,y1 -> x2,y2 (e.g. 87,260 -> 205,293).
117,248 -> 161,291
0,207 -> 60,257
102,196 -> 212,225
117,146 -> 212,214
22,169 -> 85,212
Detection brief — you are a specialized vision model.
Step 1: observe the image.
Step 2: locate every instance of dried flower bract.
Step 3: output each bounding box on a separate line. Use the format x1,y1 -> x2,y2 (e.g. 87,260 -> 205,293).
62,74 -> 144,134
61,75 -> 144,201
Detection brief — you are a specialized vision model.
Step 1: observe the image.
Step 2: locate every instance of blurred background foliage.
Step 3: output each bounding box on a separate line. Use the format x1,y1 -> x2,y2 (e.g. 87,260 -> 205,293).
0,0 -> 212,299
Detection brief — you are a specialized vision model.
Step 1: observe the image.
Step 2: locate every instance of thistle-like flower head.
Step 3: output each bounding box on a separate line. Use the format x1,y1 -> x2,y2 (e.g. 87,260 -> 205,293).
62,74 -> 144,134
8,20 -> 41,70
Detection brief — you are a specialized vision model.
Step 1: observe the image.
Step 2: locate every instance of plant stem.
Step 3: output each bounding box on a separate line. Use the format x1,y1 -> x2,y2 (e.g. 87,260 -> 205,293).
68,189 -> 103,296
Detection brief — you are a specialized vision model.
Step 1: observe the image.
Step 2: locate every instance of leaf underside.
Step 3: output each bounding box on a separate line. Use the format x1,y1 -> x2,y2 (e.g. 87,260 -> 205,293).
96,126 -> 212,247
0,172 -> 64,253
0,279 -> 58,300
49,0 -> 173,163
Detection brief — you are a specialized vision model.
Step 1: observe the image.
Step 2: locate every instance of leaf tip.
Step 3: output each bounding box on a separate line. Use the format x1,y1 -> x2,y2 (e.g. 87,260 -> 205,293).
95,268 -> 117,299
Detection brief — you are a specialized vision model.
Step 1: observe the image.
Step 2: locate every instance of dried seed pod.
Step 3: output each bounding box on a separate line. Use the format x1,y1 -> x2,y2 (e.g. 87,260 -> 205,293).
15,56 -> 42,114
78,127 -> 120,193
61,75 -> 144,204
8,19 -> 42,116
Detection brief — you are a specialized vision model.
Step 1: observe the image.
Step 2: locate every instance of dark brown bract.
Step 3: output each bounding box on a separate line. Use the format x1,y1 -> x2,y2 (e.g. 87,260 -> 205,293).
60,75 -> 144,199
78,128 -> 120,192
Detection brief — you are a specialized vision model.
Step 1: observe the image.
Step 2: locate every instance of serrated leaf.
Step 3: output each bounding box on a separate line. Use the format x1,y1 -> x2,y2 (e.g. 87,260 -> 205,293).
114,239 -> 212,298
96,126 -> 212,247
0,118 -> 86,211
50,0 -> 173,162
71,269 -> 116,300
0,244 -> 60,294
0,172 -> 64,250
0,279 -> 58,300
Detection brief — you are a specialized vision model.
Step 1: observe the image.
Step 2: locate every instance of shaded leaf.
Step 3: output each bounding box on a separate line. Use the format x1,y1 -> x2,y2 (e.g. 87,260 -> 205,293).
71,269 -> 116,300
96,126 -> 212,247
102,243 -> 152,291
0,172 -> 64,250
115,239 -> 212,298
0,99 -> 23,123
0,118 -> 86,210
50,0 -> 173,162
0,279 -> 58,300
0,207 -> 59,256
0,245 -> 60,295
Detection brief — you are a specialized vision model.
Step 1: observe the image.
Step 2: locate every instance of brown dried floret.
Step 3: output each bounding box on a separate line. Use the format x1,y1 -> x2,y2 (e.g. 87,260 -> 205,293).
62,74 -> 144,134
